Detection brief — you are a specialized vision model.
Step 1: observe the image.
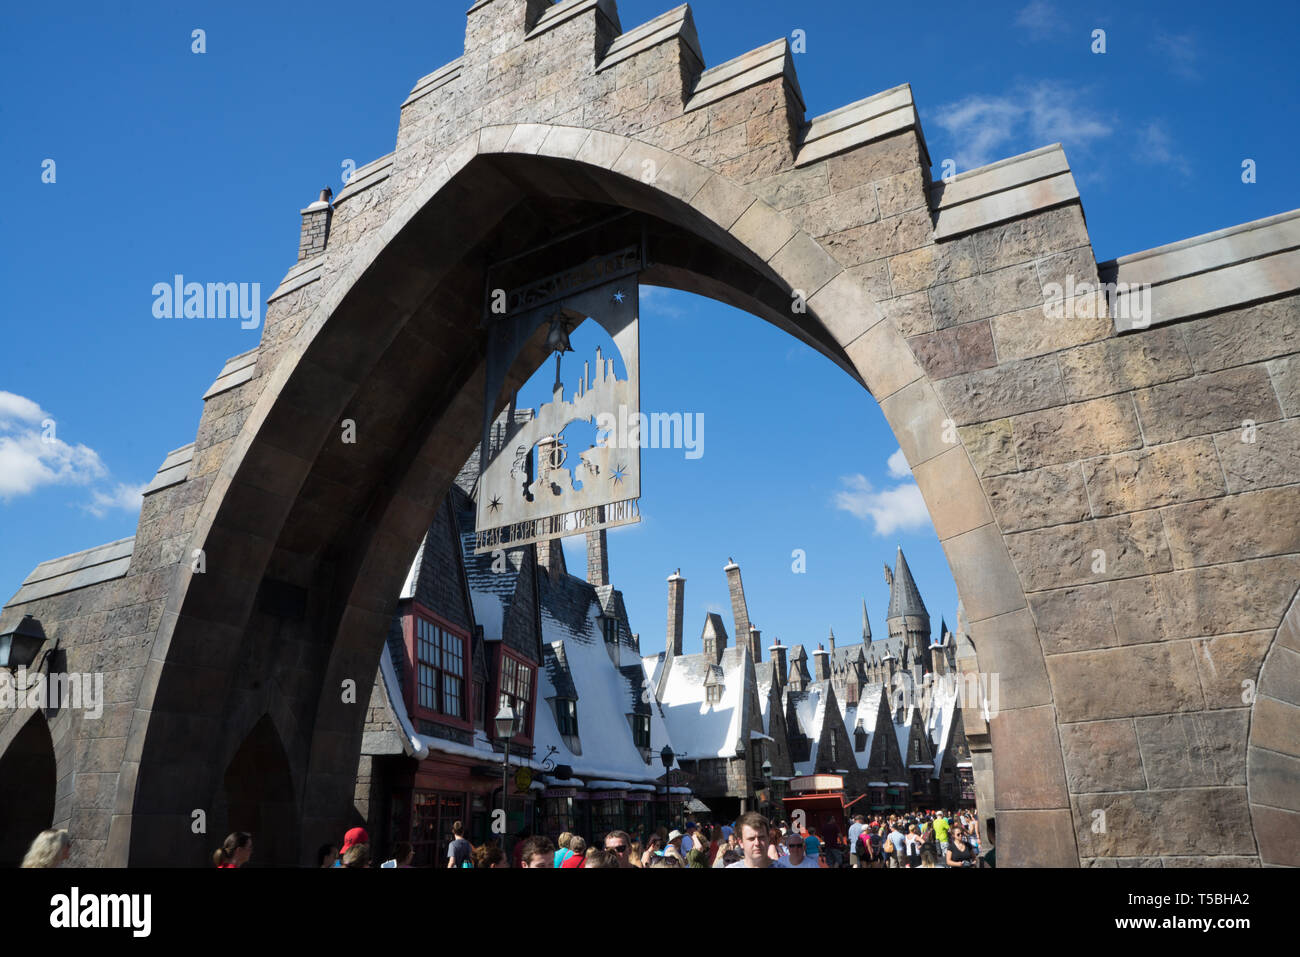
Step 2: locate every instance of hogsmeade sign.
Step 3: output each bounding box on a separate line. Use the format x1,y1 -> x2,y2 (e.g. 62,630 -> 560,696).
474,244 -> 643,553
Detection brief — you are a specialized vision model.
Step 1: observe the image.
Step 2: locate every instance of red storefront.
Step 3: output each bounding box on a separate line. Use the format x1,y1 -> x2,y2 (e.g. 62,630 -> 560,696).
385,603 -> 540,865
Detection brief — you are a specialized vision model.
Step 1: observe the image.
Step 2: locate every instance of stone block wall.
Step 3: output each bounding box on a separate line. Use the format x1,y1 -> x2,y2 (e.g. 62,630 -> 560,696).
4,0 -> 1297,866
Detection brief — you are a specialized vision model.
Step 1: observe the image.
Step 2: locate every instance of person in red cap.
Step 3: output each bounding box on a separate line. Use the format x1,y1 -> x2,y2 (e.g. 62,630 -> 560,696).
333,827 -> 369,868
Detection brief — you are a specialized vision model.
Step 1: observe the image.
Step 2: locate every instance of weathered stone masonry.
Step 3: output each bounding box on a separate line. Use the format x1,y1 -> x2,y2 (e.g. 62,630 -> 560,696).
2,0 -> 1298,867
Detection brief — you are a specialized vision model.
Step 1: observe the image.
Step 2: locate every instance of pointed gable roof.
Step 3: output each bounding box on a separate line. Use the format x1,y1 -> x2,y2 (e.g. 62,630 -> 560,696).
886,546 -> 928,621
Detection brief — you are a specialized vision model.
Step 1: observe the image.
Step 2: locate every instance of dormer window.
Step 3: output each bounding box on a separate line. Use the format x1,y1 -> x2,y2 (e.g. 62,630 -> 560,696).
630,714 -> 650,750
602,617 -> 619,644
705,683 -> 723,704
854,721 -> 867,752
556,698 -> 578,737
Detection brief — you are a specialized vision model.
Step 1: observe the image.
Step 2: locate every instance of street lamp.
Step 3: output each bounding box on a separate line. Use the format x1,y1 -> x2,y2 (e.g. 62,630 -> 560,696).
660,745 -> 675,829
495,703 -> 521,836
0,615 -> 45,671
761,759 -> 773,816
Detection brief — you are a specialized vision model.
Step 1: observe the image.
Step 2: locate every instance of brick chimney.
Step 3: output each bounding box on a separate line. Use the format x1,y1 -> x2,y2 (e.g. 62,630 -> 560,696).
769,639 -> 786,690
813,644 -> 830,682
666,569 -> 685,658
747,625 -> 762,663
723,558 -> 751,645
586,513 -> 609,586
298,188 -> 332,261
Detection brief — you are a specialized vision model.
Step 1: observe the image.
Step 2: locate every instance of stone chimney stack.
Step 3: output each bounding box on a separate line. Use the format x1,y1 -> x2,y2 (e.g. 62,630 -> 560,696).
535,537 -> 566,579
813,644 -> 831,682
747,625 -> 762,663
298,188 -> 333,261
586,516 -> 609,587
769,639 -> 787,690
666,569 -> 685,658
723,558 -> 751,646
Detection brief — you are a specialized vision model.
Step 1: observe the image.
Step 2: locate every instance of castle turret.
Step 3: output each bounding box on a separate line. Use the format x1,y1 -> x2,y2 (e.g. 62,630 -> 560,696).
885,546 -> 930,675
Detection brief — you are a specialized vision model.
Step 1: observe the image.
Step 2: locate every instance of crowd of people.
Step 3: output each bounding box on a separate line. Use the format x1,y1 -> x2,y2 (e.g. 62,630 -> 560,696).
16,808 -> 992,869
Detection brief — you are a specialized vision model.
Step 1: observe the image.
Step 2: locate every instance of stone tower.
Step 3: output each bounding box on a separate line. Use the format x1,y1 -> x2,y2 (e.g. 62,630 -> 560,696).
885,546 -> 929,676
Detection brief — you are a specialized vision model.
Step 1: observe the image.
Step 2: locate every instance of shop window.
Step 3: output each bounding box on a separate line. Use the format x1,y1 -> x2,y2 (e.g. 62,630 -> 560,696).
415,617 -> 466,720
499,653 -> 534,738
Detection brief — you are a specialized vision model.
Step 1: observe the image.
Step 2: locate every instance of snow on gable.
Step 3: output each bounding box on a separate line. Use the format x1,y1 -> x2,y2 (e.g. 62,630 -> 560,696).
458,530 -> 522,640
789,682 -> 830,777
656,646 -> 750,759
532,574 -> 661,783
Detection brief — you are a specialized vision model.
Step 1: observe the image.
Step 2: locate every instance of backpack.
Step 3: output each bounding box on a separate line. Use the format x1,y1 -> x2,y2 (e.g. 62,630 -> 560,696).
881,833 -> 893,855
857,832 -> 874,861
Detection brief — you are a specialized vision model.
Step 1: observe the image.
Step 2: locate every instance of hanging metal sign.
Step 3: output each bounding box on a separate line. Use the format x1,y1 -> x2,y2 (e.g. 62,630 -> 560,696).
474,246 -> 643,554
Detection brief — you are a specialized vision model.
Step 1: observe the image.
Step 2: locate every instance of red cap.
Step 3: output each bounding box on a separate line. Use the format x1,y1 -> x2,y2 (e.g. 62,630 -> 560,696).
341,827 -> 369,852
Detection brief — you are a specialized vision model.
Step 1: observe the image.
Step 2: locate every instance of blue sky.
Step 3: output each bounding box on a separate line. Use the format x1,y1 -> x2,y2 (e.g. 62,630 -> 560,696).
2,0 -> 1296,655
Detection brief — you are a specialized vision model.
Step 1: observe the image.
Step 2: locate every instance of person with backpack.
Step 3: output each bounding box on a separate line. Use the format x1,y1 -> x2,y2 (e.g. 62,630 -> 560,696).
855,825 -> 879,868
446,821 -> 472,869
885,822 -> 905,868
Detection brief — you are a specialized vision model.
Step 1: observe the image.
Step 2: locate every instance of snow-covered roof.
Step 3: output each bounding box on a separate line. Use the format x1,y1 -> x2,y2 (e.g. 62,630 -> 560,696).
788,680 -> 832,777
653,646 -> 753,758
458,530 -> 524,640
530,570 -> 669,784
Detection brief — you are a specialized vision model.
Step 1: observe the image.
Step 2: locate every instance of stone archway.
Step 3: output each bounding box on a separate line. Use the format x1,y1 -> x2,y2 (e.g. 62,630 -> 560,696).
1248,586 -> 1300,866
119,121 -> 1057,865
1,0 -> 1287,867
0,710 -> 57,866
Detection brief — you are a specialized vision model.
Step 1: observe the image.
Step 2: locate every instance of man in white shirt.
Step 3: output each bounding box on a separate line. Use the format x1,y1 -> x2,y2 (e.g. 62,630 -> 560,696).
773,831 -> 819,868
725,812 -> 774,868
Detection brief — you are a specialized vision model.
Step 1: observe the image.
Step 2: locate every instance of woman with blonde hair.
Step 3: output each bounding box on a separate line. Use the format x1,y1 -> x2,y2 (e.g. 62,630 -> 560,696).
21,829 -> 71,868
554,831 -> 574,868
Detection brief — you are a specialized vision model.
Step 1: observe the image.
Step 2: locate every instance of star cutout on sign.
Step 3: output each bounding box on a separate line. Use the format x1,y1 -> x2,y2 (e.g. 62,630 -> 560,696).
488,496 -> 501,513
610,464 -> 627,486
612,289 -> 626,304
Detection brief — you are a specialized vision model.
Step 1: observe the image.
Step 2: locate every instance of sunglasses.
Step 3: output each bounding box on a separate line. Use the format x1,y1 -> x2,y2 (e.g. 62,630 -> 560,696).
609,845 -> 628,853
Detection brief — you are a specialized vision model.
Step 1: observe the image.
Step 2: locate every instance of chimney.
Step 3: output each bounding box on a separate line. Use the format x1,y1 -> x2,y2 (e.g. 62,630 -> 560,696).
723,558 -> 751,645
535,537 -> 566,578
586,515 -> 609,587
813,644 -> 830,682
747,625 -> 762,663
827,626 -> 836,652
769,639 -> 787,690
666,569 -> 685,657
298,188 -> 333,261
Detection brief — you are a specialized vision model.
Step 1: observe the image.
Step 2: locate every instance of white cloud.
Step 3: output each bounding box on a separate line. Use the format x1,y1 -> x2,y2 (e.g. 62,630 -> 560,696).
931,82 -> 1113,171
1015,1 -> 1068,39
0,390 -> 143,517
84,482 -> 148,518
0,392 -> 107,501
886,448 -> 911,479
833,474 -> 931,537
638,284 -> 686,318
1136,122 -> 1191,177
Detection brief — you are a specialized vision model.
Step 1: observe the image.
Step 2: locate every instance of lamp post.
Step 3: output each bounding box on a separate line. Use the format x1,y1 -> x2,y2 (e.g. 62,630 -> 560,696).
761,759 -> 773,818
495,704 -> 520,838
660,745 -> 675,829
